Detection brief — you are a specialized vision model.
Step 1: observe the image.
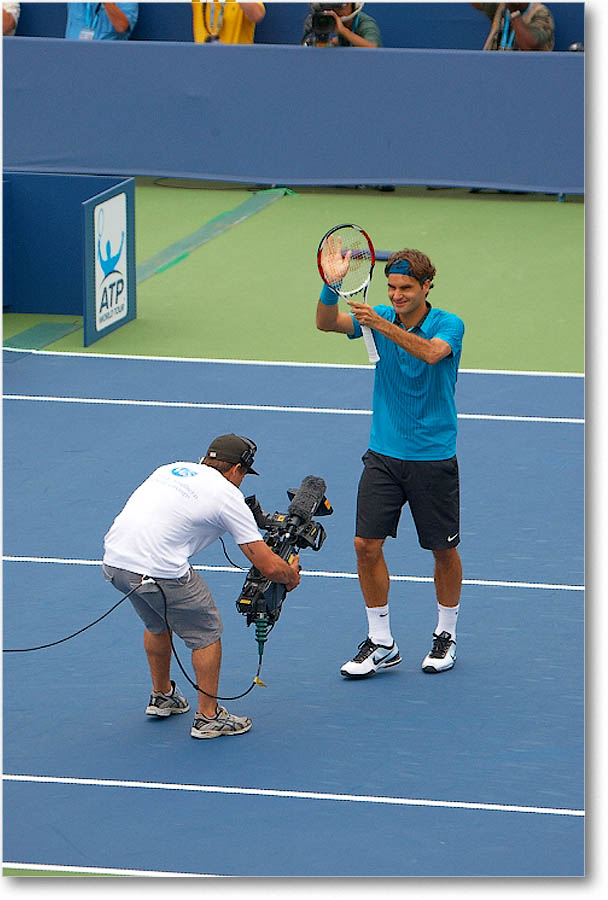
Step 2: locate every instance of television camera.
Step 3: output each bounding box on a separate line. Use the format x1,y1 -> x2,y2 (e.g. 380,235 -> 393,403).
236,476 -> 333,658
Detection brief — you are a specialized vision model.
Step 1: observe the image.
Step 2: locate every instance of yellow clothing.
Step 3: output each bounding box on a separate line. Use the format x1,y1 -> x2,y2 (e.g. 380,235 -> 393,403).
192,1 -> 264,44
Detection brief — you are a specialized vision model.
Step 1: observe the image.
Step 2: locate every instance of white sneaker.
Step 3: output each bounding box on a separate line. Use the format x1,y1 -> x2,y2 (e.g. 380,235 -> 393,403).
191,705 -> 252,739
340,637 -> 402,678
421,631 -> 456,673
145,681 -> 190,717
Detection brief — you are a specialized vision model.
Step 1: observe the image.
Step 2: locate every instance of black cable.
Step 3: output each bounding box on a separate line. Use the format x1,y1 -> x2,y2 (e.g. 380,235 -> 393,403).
4,567 -> 265,699
151,577 -> 261,702
219,536 -> 246,571
3,585 -> 141,653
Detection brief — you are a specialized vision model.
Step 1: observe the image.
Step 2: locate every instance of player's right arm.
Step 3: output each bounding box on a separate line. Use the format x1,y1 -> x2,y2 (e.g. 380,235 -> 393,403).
316,299 -> 355,335
239,541 -> 301,592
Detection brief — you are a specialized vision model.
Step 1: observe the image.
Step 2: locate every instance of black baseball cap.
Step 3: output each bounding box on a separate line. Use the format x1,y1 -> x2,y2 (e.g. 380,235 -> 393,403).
205,434 -> 259,475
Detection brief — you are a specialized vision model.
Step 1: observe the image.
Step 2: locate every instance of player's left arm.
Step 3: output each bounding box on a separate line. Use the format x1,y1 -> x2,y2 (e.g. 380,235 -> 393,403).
348,302 -> 459,364
383,327 -> 453,365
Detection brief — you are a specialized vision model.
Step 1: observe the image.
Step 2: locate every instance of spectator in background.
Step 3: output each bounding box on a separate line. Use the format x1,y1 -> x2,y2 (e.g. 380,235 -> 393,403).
3,2 -> 20,35
65,3 -> 138,41
192,1 -> 265,44
472,3 -> 554,51
302,2 -> 382,48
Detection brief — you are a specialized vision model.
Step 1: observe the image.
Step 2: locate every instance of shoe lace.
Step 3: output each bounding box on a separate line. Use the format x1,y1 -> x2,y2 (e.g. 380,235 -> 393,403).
352,638 -> 377,662
429,631 -> 453,658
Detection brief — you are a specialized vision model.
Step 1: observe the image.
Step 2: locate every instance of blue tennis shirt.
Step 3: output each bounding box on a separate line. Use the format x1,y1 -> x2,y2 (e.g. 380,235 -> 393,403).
350,304 -> 465,461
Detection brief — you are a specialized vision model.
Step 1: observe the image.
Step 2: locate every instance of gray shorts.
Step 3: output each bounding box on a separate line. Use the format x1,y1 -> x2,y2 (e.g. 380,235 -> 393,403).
102,564 -> 223,650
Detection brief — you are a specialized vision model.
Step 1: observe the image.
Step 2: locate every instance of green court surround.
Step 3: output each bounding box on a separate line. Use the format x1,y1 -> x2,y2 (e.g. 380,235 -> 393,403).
3,181 -> 584,372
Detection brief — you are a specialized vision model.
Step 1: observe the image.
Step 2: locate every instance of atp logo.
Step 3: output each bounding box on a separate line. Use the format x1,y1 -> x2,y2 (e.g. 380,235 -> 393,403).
95,193 -> 128,330
171,467 -> 198,478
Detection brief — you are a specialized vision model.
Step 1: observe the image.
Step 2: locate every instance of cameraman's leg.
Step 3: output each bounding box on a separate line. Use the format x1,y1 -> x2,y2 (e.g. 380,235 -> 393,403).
102,564 -> 174,693
192,640 -> 222,717
161,569 -> 224,717
143,629 -> 172,694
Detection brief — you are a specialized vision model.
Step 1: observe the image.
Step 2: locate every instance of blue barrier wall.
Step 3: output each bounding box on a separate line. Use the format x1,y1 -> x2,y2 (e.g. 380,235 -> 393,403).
14,2 -> 585,52
2,37 -> 583,193
3,172 -> 133,317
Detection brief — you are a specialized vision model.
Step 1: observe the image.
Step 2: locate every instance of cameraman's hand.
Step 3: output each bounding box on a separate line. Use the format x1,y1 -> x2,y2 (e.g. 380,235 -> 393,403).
285,555 -> 301,592
240,540 -> 300,591
327,8 -> 349,38
326,10 -> 378,48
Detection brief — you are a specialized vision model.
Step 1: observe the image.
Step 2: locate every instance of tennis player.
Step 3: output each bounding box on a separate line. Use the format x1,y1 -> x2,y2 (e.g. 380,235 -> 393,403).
316,250 -> 465,676
102,434 -> 300,739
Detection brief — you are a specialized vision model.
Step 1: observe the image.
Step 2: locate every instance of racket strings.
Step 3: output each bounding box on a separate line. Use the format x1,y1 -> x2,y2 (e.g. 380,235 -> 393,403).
320,232 -> 372,294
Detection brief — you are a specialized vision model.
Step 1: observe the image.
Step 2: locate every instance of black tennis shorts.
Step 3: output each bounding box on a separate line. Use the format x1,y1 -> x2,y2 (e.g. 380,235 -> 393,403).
356,450 -> 460,550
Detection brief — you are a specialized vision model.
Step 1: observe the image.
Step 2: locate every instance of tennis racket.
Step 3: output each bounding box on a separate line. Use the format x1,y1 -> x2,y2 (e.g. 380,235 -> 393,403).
317,223 -> 379,364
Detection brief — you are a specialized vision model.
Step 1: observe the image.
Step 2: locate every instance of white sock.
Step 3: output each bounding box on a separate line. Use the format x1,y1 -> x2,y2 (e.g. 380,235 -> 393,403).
436,603 -> 459,640
366,605 -> 393,646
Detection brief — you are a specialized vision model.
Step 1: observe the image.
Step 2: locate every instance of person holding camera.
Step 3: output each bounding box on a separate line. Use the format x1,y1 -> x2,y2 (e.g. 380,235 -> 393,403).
316,250 -> 464,678
471,3 -> 555,51
102,434 -> 300,740
302,2 -> 382,48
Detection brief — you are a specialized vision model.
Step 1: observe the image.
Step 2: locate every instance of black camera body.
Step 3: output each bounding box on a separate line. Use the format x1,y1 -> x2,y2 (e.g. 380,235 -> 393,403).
236,478 -> 332,629
303,5 -> 343,45
311,9 -> 336,33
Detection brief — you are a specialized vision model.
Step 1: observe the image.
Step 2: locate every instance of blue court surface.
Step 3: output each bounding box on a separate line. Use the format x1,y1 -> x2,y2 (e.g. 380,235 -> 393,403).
2,349 -> 584,877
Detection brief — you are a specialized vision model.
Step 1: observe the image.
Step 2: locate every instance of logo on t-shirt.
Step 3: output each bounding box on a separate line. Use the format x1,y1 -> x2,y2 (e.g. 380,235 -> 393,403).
171,467 -> 198,478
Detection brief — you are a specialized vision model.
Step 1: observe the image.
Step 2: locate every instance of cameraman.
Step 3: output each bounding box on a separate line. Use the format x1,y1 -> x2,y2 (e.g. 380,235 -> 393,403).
302,2 -> 382,48
102,434 -> 300,740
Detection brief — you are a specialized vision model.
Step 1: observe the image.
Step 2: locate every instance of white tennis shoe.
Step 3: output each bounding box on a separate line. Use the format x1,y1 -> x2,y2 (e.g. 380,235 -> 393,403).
340,637 -> 402,678
145,681 -> 190,716
191,705 -> 252,739
421,631 -> 456,673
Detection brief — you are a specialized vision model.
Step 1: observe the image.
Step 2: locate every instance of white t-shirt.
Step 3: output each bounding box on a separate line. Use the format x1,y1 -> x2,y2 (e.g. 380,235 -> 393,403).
103,462 -> 263,578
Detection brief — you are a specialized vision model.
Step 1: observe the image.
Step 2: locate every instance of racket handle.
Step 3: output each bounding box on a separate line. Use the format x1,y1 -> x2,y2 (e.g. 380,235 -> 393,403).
362,326 -> 379,364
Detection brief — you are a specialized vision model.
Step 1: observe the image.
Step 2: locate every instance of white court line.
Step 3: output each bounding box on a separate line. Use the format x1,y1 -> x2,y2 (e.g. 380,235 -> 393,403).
2,394 -> 584,425
1,862 -> 203,877
2,555 -> 585,592
1,347 -> 585,377
2,773 -> 584,818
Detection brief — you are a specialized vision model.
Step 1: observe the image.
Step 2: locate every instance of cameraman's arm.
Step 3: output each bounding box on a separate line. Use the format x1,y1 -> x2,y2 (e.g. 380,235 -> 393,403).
239,541 -> 301,592
329,10 -> 379,47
